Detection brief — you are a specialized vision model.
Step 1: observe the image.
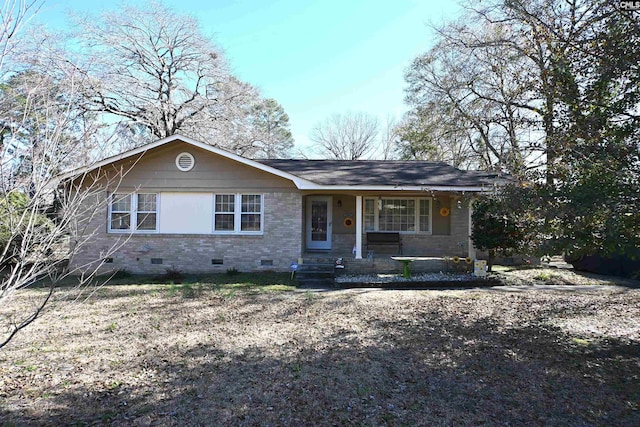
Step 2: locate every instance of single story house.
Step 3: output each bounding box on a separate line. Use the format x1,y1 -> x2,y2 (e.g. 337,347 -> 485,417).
63,135 -> 501,274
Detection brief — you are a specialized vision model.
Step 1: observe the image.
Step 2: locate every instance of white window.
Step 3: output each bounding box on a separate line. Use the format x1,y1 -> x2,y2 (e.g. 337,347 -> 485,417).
364,197 -> 431,234
380,199 -> 416,232
214,193 -> 263,234
214,194 -> 235,232
109,193 -> 158,232
110,193 -> 131,230
364,198 -> 376,231
241,194 -> 262,232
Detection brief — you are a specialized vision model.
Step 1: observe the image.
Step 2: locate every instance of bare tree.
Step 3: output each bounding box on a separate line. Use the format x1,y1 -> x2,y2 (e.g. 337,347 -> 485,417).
0,0 -> 40,72
0,0 -> 127,348
376,115 -> 399,160
405,19 -> 537,176
310,112 -> 379,160
395,108 -> 478,169
404,0 -> 615,179
71,1 -> 267,155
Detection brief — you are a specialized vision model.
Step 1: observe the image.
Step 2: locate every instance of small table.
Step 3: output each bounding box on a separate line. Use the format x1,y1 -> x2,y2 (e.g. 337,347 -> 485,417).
390,256 -> 432,279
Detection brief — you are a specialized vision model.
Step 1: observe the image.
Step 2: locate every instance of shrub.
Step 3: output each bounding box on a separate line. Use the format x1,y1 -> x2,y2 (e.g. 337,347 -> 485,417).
226,267 -> 240,276
158,267 -> 183,283
471,184 -> 541,271
110,269 -> 131,280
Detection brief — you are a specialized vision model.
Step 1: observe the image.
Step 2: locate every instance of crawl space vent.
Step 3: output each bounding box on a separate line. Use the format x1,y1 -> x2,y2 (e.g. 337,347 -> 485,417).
175,152 -> 195,172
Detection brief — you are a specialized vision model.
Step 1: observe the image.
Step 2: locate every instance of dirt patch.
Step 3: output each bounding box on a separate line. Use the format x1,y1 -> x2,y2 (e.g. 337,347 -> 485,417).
1,280 -> 639,426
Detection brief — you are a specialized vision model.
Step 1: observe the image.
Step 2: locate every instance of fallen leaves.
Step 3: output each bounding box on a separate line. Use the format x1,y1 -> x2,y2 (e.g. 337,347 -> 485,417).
0,282 -> 638,426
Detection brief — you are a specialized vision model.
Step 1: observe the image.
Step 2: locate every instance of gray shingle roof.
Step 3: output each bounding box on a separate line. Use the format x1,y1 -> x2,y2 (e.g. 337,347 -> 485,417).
257,159 -> 502,187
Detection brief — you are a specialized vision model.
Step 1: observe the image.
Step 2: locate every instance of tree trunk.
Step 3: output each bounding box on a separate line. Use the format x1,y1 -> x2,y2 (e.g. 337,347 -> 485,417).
488,249 -> 495,272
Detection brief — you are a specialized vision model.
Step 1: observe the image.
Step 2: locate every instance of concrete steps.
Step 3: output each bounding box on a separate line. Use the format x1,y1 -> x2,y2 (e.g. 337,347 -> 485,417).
295,262 -> 336,288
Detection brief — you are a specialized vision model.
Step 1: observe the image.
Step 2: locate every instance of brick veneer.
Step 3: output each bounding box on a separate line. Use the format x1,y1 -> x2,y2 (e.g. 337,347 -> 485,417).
398,202 -> 471,256
70,191 -> 302,274
357,202 -> 472,257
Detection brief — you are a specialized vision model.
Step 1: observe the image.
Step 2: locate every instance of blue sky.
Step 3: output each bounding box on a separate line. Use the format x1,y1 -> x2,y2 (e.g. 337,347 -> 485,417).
34,0 -> 462,156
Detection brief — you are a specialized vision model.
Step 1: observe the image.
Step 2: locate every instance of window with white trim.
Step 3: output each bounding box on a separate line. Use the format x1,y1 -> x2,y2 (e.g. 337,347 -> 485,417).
136,194 -> 158,231
109,193 -> 158,232
214,194 -> 235,232
364,197 -> 431,234
214,193 -> 263,234
110,193 -> 131,230
364,198 -> 376,231
241,194 -> 262,232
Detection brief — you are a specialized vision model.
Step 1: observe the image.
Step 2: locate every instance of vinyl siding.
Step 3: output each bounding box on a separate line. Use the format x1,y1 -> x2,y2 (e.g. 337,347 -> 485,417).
98,141 -> 298,192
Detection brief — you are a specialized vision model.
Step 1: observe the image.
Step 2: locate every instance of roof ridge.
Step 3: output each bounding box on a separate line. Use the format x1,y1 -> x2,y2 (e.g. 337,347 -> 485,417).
259,159 -> 452,164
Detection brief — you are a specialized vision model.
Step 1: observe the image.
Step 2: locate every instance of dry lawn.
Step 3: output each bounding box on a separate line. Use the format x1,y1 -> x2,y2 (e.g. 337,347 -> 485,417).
1,271 -> 639,426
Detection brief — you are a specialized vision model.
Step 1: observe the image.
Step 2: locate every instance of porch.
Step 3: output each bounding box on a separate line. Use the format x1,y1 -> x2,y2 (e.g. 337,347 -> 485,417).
301,252 -> 468,276
302,192 -> 476,262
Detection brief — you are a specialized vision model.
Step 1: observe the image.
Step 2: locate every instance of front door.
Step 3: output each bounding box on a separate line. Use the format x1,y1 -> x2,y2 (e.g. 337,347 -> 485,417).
306,196 -> 332,250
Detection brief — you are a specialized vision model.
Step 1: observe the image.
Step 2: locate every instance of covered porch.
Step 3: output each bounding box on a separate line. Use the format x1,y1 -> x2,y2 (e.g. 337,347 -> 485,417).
301,191 -> 477,262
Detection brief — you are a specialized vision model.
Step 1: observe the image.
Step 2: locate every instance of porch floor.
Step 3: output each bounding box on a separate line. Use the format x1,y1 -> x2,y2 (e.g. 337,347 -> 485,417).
302,250 -> 404,259
301,252 -> 462,276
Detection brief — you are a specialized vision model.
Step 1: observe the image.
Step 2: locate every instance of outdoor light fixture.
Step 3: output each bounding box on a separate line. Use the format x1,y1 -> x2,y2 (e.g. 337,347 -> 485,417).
337,199 -> 342,207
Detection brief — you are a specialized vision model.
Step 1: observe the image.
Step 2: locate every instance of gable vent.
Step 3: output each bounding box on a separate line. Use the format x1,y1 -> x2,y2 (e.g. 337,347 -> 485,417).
175,152 -> 195,172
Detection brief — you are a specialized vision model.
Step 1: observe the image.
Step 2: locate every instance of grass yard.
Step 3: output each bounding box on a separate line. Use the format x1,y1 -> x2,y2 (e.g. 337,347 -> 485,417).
1,271 -> 639,426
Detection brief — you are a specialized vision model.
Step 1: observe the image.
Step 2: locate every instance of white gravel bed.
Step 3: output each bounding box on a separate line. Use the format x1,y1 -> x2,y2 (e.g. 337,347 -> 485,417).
335,272 -> 480,283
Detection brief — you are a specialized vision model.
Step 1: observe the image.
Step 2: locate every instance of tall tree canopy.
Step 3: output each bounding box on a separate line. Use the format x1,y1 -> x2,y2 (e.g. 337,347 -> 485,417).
404,0 -> 639,175
70,1 -> 291,157
405,0 -> 640,258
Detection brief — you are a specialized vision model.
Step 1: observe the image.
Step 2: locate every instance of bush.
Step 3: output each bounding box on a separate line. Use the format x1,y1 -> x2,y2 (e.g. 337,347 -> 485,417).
110,269 -> 131,280
158,267 -> 183,283
226,267 -> 240,276
471,184 -> 541,271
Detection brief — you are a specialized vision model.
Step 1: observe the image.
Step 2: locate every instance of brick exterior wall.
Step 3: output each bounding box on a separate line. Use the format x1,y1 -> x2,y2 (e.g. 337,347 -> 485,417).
71,189 -> 474,275
332,233 -> 356,255
70,191 -> 302,274
359,202 -> 472,257
399,202 -> 471,257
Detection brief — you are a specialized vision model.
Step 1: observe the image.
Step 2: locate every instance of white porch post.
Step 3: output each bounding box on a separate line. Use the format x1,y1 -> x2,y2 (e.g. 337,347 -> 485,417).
468,199 -> 476,260
355,195 -> 363,259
